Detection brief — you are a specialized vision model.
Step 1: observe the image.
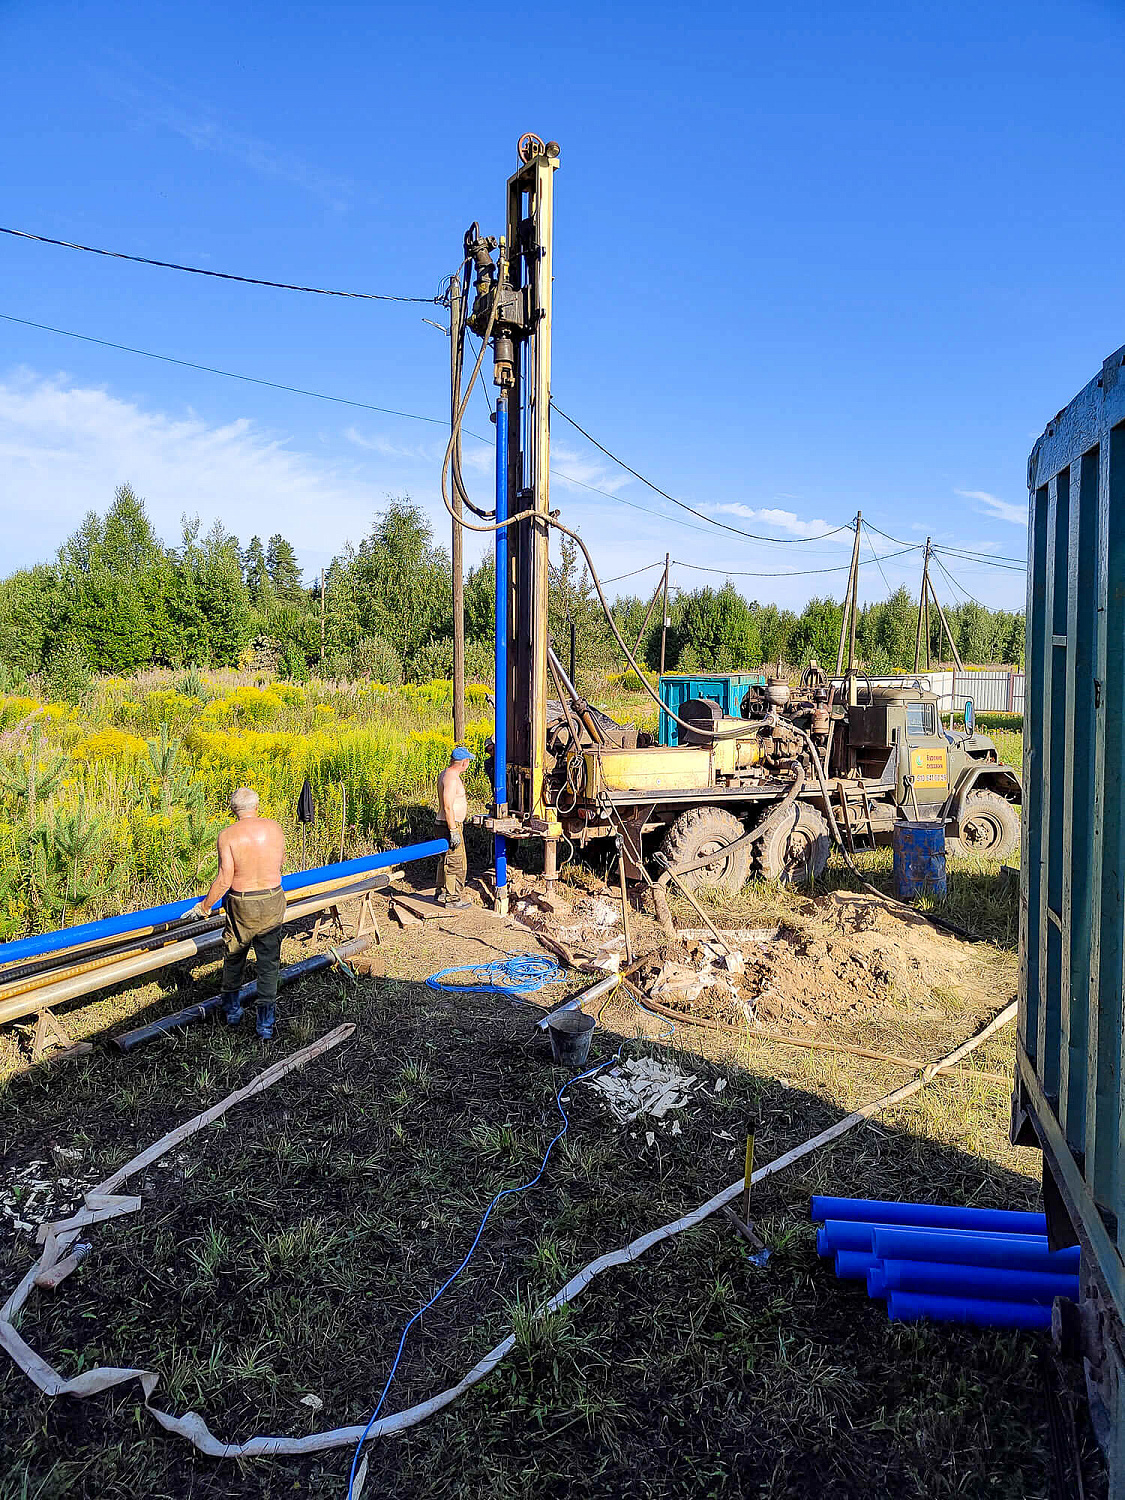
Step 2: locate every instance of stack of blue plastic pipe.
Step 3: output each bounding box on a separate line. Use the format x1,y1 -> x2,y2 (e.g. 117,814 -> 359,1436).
811,1195 -> 1078,1330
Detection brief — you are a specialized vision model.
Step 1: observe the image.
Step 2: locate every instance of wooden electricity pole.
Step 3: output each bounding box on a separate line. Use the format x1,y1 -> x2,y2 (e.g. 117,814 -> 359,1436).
913,539 -> 930,673
926,572 -> 965,673
631,563 -> 668,663
659,552 -> 671,674
449,273 -> 466,743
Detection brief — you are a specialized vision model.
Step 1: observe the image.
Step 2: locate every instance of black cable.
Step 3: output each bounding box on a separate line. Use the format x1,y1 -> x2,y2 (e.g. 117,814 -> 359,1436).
671,544 -> 920,578
934,544 -> 1027,569
864,519 -> 918,548
603,561 -> 666,584
932,552 -> 990,609
863,523 -> 897,596
551,402 -> 855,546
0,310 -> 462,427
0,225 -> 439,303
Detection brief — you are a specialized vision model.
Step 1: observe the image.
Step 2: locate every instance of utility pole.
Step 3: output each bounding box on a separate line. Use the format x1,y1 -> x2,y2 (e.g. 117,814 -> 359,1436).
659,552 -> 670,674
320,568 -> 326,664
630,566 -> 667,663
913,539 -> 930,673
927,573 -> 965,672
449,272 -> 467,744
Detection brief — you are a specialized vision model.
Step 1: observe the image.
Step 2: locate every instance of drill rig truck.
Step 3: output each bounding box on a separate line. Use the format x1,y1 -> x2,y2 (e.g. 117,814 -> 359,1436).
455,137 -> 1021,901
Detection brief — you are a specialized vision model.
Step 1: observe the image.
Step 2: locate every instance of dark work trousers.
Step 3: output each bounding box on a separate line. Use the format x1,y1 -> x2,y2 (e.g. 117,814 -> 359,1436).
222,887 -> 286,1000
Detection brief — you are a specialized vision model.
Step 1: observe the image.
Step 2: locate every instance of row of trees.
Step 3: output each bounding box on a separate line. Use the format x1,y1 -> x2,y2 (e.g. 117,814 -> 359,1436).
0,485 -> 1023,696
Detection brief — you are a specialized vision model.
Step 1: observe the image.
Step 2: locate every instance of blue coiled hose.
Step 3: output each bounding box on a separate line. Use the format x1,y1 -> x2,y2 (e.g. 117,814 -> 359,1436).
425,952 -> 563,997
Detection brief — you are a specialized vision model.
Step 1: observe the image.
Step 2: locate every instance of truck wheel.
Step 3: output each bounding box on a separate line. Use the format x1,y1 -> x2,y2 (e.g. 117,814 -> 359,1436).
660,806 -> 751,894
755,803 -> 830,884
947,790 -> 1020,860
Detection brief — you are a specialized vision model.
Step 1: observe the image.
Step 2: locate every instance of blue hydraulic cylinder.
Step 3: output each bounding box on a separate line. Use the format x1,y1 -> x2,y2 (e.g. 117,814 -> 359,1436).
493,391 -> 509,895
810,1196 -> 1047,1237
871,1226 -> 1080,1273
885,1290 -> 1052,1331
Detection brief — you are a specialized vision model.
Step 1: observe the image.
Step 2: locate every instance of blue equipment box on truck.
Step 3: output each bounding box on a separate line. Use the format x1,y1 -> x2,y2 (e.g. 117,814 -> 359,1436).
1012,341 -> 1125,1488
658,672 -> 768,745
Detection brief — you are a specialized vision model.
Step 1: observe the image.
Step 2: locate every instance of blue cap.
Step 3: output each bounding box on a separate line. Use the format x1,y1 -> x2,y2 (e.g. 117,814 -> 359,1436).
452,747 -> 474,762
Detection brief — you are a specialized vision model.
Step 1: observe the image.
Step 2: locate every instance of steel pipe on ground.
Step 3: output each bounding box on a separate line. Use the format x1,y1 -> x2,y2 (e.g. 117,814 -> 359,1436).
114,936 -> 374,1050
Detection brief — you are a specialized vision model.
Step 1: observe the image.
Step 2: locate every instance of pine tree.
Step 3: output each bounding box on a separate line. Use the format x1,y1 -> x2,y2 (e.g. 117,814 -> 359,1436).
242,536 -> 270,602
266,535 -> 304,602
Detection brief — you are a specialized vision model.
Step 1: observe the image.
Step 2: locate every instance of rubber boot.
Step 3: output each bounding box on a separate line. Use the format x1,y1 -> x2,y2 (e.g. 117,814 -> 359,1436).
222,991 -> 244,1026
256,999 -> 276,1040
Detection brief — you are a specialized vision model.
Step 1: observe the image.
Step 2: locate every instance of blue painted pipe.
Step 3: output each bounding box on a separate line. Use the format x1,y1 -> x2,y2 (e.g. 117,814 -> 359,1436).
868,1266 -> 888,1297
0,839 -> 449,966
834,1251 -> 878,1280
877,1258 -> 1078,1306
872,1226 -> 1080,1273
810,1196 -> 1046,1237
493,390 -> 509,896
886,1290 -> 1052,1331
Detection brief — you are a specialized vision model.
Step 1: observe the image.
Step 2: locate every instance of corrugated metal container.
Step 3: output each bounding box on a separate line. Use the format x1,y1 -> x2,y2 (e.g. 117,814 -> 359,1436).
1013,341 -> 1125,1486
658,672 -> 767,745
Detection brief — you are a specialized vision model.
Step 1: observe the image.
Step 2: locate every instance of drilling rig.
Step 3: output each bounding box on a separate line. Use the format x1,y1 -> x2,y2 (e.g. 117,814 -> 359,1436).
453,137 -> 1021,911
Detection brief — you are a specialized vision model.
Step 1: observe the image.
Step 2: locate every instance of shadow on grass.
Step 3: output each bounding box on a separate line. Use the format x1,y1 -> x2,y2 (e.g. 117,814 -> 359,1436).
0,959 -> 1102,1500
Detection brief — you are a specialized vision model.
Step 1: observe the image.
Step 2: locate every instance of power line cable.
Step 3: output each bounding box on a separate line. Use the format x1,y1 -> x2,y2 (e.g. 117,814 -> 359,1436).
671,543 -> 920,579
932,552 -> 992,610
603,561 -> 666,584
863,523 -> 896,596
933,543 -> 1027,568
551,401 -> 855,546
0,225 -> 439,303
864,519 -> 918,548
0,310 -> 460,427
2,308 -> 720,539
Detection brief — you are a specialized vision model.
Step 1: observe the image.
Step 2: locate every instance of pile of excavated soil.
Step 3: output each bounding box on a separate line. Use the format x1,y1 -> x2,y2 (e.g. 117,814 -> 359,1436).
631,888 -> 982,1034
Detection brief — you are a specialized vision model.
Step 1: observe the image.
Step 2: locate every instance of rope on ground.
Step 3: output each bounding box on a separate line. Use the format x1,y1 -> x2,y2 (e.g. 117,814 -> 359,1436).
424,953 -> 563,997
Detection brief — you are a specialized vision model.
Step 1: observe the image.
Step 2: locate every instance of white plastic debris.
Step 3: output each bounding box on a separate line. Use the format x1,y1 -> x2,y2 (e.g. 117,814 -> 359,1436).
584,1056 -> 699,1122
300,1394 -> 324,1412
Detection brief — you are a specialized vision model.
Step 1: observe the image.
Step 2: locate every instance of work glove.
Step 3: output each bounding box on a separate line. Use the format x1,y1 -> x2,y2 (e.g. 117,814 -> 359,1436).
183,900 -> 211,921
448,827 -> 463,851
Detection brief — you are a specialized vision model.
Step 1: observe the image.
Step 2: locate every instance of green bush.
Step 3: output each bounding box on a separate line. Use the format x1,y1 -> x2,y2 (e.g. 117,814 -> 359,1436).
351,635 -> 403,685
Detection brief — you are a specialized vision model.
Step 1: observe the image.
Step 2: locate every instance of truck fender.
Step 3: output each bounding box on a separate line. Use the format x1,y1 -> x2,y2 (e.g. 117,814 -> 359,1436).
942,763 -> 1022,830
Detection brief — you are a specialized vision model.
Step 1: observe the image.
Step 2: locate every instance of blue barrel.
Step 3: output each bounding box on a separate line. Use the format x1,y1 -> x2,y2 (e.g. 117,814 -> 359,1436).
892,820 -> 947,899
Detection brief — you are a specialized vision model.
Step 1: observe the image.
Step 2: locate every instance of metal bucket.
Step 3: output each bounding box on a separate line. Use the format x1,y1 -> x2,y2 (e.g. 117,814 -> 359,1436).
547,1008 -> 595,1068
892,820 -> 947,900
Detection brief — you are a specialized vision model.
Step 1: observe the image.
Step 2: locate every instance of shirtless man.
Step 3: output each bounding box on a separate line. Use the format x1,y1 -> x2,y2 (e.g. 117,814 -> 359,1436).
186,786 -> 287,1039
436,747 -> 473,908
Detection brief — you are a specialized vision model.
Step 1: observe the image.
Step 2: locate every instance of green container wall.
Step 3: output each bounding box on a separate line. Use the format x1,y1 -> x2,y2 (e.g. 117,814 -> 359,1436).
657,672 -> 768,745
1015,342 -> 1125,1388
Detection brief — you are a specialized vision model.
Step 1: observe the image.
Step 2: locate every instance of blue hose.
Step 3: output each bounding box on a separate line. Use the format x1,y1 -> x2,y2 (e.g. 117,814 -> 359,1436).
345,1054 -> 611,1498
886,1290 -> 1052,1330
425,954 -> 563,997
810,1195 -> 1046,1237
871,1226 -> 1080,1272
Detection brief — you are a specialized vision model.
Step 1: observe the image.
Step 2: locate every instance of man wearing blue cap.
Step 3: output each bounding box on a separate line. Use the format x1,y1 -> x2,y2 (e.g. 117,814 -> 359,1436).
436,747 -> 474,908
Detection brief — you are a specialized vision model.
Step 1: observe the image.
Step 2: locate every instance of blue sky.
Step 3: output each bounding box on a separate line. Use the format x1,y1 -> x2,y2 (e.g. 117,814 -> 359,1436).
2,0 -> 1123,612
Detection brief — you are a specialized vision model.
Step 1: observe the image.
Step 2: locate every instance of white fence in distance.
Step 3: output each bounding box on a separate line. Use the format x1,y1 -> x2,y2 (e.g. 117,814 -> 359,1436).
831,670 -> 1024,716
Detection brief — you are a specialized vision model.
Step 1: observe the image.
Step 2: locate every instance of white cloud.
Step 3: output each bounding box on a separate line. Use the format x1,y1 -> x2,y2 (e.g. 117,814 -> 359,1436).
955,488 -> 1026,527
93,58 -> 353,210
0,372 -> 388,571
713,502 -> 848,540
